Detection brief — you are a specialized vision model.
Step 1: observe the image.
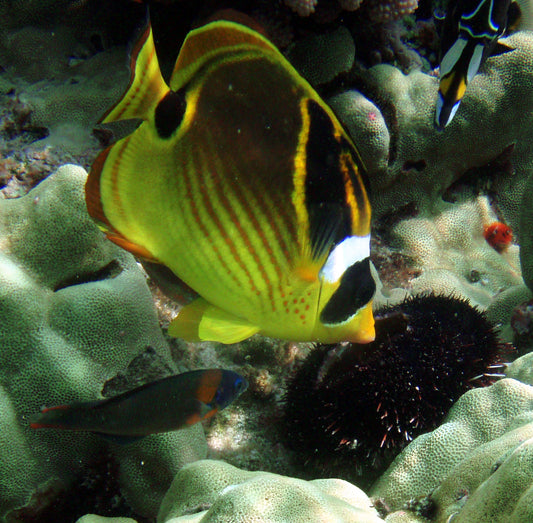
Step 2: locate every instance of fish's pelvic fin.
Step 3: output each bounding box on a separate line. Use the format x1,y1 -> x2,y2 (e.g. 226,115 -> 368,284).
168,298 -> 260,344
507,1 -> 522,33
100,24 -> 168,124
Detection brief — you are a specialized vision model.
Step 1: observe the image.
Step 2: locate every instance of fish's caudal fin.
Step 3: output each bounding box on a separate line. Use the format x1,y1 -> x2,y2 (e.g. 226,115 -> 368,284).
168,297 -> 260,344
100,25 -> 168,124
29,403 -> 81,430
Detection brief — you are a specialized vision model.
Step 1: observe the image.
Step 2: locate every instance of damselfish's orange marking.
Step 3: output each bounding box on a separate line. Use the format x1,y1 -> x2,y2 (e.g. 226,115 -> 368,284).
195,369 -> 222,404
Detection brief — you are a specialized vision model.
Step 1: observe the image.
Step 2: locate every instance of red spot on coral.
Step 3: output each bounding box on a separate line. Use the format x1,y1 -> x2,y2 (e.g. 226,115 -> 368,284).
484,222 -> 513,253
300,298 -> 305,303
283,300 -> 288,307
294,308 -> 299,314
368,111 -> 377,121
293,298 -> 298,304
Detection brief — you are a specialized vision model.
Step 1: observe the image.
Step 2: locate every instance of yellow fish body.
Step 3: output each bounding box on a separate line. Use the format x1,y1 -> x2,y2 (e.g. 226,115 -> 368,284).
86,20 -> 376,344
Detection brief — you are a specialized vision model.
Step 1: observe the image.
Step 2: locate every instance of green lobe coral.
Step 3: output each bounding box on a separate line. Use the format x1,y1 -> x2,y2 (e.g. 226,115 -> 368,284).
0,164 -> 206,519
157,460 -> 383,522
372,377 -> 533,521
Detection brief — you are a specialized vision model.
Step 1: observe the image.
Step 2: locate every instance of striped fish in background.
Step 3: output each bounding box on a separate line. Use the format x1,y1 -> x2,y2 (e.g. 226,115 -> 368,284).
85,19 -> 376,344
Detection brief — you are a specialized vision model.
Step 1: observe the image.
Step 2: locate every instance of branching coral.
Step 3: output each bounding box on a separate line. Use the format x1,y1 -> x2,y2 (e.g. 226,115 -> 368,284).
364,0 -> 419,23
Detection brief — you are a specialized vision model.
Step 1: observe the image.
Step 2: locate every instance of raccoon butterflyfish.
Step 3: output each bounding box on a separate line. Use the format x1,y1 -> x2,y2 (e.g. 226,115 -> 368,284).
30,369 -> 247,444
435,0 -> 520,129
85,20 -> 376,345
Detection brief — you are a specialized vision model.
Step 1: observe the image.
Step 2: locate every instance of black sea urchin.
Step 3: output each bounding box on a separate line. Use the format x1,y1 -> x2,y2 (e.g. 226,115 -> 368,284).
282,293 -> 510,471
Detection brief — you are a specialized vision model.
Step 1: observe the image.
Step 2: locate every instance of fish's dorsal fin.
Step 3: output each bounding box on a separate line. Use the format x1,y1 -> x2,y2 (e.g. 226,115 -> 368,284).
168,297 -> 260,344
168,20 -> 281,92
100,24 -> 168,124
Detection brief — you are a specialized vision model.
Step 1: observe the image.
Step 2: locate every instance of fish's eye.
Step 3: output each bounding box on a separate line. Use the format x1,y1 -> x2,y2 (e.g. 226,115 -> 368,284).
234,377 -> 247,394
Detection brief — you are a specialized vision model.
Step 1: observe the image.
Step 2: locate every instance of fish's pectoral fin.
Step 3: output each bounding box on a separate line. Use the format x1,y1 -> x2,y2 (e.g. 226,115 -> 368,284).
100,24 -> 168,124
94,432 -> 145,445
182,398 -> 217,426
168,298 -> 260,344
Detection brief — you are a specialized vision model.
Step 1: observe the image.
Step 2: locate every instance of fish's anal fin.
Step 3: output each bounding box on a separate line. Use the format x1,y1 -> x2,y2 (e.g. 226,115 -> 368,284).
100,24 -> 168,124
104,232 -> 159,262
168,298 -> 260,344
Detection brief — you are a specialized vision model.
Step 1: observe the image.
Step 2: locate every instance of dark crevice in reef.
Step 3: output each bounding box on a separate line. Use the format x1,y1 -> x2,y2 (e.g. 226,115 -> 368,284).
442,143 -> 516,203
53,259 -> 122,292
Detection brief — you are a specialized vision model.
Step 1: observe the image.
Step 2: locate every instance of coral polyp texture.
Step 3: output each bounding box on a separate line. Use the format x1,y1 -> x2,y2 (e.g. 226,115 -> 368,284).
156,459 -> 384,522
284,0 -> 363,17
371,378 -> 533,518
365,0 -> 418,22
333,31 -> 533,231
282,294 -> 506,471
0,165 -> 206,520
520,171 -> 533,293
388,196 -> 522,308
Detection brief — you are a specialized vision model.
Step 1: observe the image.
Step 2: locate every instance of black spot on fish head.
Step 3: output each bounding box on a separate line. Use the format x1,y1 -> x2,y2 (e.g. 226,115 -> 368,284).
155,88 -> 186,138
